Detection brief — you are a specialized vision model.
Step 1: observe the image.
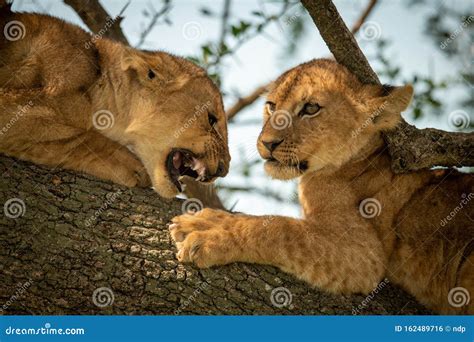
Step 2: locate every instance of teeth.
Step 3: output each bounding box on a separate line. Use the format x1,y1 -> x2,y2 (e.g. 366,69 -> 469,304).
192,157 -> 206,177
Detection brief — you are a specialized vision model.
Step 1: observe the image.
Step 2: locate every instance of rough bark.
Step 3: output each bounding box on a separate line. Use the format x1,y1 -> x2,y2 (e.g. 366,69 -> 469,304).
0,156 -> 430,314
385,124 -> 474,172
301,0 -> 474,172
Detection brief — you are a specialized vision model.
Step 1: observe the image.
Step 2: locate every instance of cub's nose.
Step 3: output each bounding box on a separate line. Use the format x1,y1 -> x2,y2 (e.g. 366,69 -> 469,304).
215,160 -> 228,177
262,139 -> 284,153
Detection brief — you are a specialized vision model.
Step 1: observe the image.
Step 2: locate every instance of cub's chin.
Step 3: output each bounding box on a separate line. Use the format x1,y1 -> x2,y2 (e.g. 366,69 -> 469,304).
263,160 -> 305,180
152,173 -> 181,198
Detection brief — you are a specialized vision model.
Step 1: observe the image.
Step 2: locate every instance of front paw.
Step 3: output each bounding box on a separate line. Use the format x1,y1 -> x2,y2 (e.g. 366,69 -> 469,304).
169,213 -> 232,268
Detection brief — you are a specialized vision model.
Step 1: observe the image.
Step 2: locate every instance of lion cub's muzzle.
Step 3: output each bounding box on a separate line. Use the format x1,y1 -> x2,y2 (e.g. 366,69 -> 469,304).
166,149 -> 228,192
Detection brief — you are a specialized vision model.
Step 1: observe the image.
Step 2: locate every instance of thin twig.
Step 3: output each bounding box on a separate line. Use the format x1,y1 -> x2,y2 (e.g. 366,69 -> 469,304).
212,0 -> 232,71
227,85 -> 267,120
350,0 -> 378,35
135,0 -> 172,49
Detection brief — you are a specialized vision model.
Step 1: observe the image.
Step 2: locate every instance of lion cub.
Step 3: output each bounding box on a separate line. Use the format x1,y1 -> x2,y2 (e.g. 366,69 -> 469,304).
171,59 -> 473,314
0,5 -> 230,198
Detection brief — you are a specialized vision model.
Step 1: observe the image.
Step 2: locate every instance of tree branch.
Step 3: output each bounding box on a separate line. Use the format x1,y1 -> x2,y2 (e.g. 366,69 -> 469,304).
64,0 -> 129,45
227,85 -> 267,120
0,156 -> 430,314
384,124 -> 474,172
301,0 -> 474,172
301,0 -> 380,84
225,0 -> 380,120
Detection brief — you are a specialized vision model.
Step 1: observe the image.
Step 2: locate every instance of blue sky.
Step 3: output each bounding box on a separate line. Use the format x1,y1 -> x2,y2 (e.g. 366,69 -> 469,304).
12,0 -> 472,216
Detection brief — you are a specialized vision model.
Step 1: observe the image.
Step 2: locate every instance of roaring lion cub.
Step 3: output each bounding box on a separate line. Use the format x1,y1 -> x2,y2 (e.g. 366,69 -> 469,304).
170,59 -> 473,314
0,5 -> 230,198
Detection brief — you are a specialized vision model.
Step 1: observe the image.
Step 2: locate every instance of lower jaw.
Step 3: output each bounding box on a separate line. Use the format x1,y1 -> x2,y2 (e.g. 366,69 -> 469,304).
264,161 -> 304,180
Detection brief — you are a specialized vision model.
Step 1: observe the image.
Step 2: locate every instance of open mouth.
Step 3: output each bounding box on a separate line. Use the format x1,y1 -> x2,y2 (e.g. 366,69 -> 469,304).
265,157 -> 309,172
166,149 -> 208,192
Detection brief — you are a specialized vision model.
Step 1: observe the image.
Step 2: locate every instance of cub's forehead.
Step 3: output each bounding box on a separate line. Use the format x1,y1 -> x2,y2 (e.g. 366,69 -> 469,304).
269,59 -> 359,102
187,77 -> 222,102
180,77 -> 224,113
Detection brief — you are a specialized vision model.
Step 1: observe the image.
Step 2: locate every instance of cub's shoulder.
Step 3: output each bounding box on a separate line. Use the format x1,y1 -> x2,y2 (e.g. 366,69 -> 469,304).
1,11 -> 100,93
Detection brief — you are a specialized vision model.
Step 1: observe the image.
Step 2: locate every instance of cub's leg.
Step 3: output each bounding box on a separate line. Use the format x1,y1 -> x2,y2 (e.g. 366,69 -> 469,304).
389,240 -> 473,315
388,176 -> 474,314
170,209 -> 386,295
9,130 -> 150,188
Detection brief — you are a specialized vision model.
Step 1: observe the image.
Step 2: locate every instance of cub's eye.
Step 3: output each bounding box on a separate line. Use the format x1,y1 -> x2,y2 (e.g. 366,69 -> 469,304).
265,101 -> 276,114
299,102 -> 322,117
208,113 -> 217,127
147,69 -> 156,79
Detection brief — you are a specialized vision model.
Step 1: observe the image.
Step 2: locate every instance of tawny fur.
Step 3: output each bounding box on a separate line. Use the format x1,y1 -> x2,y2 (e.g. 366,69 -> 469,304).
0,7 -> 230,198
171,59 -> 473,314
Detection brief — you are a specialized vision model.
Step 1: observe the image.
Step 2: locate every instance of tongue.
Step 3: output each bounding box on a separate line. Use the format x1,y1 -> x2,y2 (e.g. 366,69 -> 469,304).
172,151 -> 182,169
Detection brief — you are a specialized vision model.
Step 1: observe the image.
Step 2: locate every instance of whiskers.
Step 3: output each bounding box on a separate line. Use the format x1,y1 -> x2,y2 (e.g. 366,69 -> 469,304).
235,135 -> 261,164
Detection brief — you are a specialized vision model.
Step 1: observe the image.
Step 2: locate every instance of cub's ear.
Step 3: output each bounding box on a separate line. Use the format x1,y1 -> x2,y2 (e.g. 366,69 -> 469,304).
363,84 -> 414,131
120,51 -> 192,91
120,52 -> 166,85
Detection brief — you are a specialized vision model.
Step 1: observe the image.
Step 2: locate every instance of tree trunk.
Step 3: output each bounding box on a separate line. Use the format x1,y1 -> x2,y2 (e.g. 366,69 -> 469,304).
0,155 -> 431,314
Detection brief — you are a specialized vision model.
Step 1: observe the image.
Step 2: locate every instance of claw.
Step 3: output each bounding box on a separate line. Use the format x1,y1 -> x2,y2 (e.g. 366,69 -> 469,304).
176,249 -> 184,261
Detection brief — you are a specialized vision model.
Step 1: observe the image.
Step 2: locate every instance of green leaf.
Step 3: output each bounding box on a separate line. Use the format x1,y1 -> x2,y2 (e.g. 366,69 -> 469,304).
413,107 -> 422,119
200,7 -> 213,16
251,11 -> 264,17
